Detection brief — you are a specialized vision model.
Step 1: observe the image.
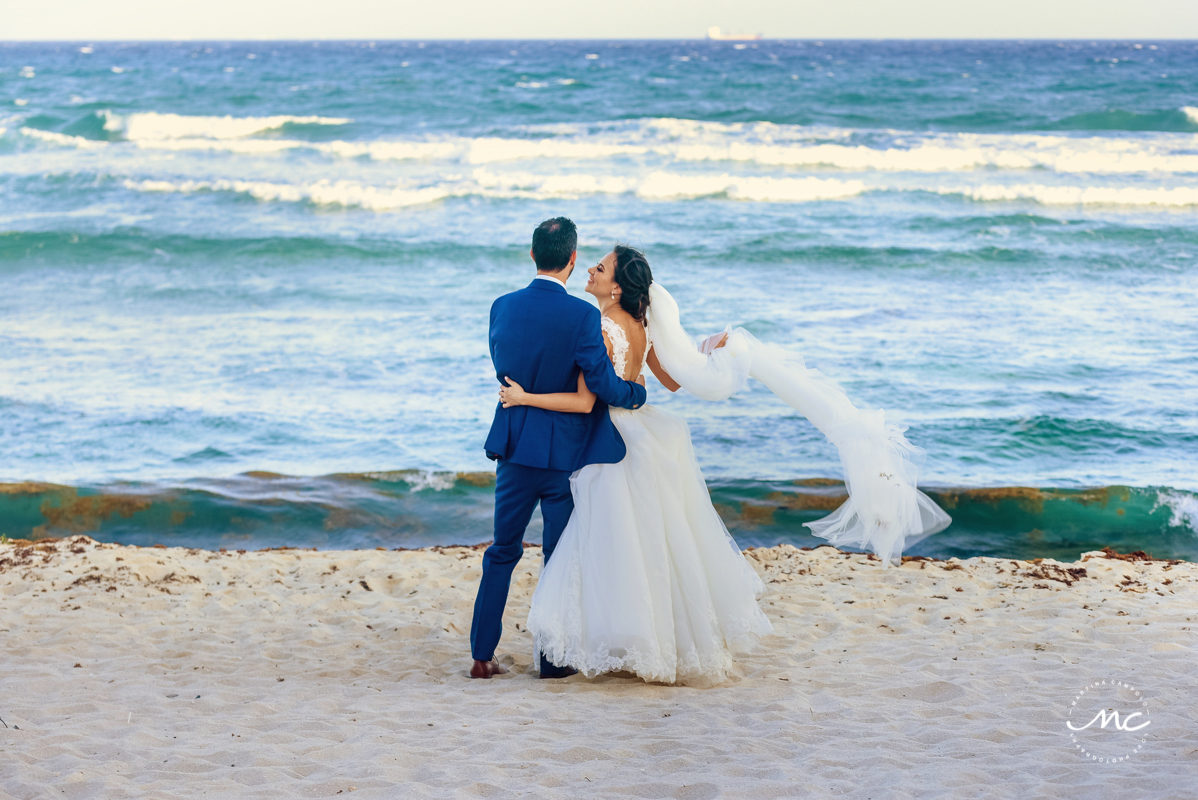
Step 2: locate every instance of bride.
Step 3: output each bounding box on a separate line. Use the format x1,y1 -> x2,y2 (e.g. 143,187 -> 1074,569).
500,245 -> 771,685
498,245 -> 950,685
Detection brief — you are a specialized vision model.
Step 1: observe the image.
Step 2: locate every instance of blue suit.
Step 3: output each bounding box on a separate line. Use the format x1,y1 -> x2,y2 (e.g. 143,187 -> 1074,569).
471,277 -> 647,667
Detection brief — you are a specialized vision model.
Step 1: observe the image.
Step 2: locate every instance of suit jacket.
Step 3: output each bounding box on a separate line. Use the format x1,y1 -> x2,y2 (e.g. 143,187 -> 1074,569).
484,278 -> 647,471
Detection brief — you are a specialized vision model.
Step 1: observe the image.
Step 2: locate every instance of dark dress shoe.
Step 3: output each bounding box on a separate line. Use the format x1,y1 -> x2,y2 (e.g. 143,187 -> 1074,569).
470,659 -> 508,679
539,665 -> 578,679
537,654 -> 578,680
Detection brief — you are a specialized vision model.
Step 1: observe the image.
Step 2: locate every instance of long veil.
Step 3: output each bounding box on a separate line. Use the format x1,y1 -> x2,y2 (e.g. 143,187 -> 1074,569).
645,283 -> 951,565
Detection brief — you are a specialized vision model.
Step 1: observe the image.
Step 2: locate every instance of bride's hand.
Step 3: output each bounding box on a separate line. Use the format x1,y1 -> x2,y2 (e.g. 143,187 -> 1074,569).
698,332 -> 730,354
499,377 -> 528,408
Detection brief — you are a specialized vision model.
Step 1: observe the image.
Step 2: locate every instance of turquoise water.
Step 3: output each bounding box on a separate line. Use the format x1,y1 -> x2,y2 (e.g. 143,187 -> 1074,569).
1,40 -> 1196,557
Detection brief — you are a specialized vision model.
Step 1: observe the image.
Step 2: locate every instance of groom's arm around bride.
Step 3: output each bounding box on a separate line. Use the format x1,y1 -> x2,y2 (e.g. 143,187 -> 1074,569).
471,217 -> 646,679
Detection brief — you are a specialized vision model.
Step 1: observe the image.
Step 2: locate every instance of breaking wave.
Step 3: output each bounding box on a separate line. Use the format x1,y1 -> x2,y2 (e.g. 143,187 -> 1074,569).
936,183 -> 1198,208
100,111 -> 351,141
1,475 -> 1194,561
122,178 -> 454,211
119,172 -> 1198,210
19,127 -> 107,149
121,172 -> 867,209
14,113 -> 1198,177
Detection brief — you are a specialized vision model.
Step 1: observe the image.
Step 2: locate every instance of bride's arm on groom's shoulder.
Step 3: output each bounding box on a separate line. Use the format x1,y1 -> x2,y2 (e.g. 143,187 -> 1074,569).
498,373 -> 596,413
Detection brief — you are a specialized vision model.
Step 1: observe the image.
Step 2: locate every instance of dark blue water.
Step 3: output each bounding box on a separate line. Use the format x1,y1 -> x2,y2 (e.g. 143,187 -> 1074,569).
2,40 -> 1196,557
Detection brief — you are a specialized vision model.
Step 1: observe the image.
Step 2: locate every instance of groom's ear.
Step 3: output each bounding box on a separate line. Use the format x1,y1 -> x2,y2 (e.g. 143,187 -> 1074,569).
530,248 -> 536,264
567,251 -> 577,269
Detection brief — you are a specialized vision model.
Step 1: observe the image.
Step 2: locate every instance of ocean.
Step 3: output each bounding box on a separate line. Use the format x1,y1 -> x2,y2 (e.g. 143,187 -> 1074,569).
1,39 -> 1195,559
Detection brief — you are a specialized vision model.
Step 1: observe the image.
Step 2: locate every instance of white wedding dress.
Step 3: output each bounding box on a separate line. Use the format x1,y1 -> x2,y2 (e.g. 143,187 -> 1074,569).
528,283 -> 951,685
527,316 -> 774,686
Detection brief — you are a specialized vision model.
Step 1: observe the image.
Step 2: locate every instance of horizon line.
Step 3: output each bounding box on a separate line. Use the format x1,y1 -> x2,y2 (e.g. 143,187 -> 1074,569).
4,36 -> 1198,43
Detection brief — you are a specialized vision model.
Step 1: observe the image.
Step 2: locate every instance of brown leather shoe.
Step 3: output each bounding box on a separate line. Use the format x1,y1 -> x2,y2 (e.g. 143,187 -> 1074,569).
470,659 -> 509,679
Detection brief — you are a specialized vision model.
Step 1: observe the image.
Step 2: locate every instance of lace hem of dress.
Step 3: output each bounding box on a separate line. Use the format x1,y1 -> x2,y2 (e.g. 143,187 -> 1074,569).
528,544 -> 774,686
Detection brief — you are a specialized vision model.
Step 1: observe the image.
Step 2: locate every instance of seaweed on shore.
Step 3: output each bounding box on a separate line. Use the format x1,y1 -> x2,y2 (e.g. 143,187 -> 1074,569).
1091,546 -> 1183,565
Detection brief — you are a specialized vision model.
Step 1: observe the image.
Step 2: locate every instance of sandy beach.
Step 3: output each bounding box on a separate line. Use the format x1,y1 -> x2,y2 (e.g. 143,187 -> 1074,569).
2,536 -> 1195,798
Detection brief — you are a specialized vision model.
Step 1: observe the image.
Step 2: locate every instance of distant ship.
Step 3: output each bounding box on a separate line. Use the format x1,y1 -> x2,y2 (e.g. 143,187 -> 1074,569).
707,26 -> 763,41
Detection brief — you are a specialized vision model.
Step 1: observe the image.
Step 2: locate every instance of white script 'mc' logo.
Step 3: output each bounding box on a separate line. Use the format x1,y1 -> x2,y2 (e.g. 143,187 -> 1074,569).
1065,679 -> 1151,764
1067,708 -> 1151,733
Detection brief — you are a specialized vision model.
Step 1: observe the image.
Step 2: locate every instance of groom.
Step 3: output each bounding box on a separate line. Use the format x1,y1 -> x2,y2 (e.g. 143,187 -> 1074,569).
470,217 -> 647,679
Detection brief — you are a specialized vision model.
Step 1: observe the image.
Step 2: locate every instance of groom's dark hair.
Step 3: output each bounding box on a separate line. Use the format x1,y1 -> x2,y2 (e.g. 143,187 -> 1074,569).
532,217 -> 577,273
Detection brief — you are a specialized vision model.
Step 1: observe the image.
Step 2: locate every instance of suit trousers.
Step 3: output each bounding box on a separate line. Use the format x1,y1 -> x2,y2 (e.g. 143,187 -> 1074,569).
470,459 -> 574,667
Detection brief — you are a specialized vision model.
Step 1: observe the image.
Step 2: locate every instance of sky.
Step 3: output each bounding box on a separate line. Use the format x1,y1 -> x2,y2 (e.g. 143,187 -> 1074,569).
5,0 -> 1198,40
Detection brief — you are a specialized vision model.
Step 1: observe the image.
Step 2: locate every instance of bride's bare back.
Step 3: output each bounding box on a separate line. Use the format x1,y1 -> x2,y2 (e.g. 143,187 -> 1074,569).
497,299 -> 663,413
601,308 -> 648,382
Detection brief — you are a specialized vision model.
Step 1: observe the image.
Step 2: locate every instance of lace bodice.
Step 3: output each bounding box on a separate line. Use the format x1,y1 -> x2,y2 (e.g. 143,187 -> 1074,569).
601,315 -> 650,381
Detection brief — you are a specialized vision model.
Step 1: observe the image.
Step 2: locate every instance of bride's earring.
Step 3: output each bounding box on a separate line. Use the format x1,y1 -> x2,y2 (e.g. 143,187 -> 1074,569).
611,290 -> 617,300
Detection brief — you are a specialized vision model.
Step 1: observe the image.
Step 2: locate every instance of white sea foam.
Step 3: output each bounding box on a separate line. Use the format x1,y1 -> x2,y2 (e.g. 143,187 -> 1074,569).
122,170 -> 865,209
116,129 -> 1198,175
626,118 -> 1198,175
1183,107 -> 1198,125
95,109 -> 1198,212
319,140 -> 459,161
1154,489 -> 1198,531
26,113 -> 1198,176
121,169 -> 1198,211
471,169 -> 636,196
384,470 -> 458,492
131,137 -> 312,155
670,138 -> 1198,175
123,135 -> 458,161
103,111 -> 351,141
655,119 -> 1198,174
462,137 -> 645,164
122,178 -> 450,210
469,169 -> 863,202
20,127 -> 107,149
122,133 -> 637,164
935,183 -> 1198,207
636,172 -> 865,201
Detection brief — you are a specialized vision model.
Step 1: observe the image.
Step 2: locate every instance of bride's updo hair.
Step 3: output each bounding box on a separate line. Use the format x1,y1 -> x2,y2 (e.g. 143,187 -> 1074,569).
613,244 -> 653,323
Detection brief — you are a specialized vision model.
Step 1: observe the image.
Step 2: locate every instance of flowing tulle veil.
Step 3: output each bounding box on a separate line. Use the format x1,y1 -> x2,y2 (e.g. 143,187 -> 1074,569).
645,283 -> 951,565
